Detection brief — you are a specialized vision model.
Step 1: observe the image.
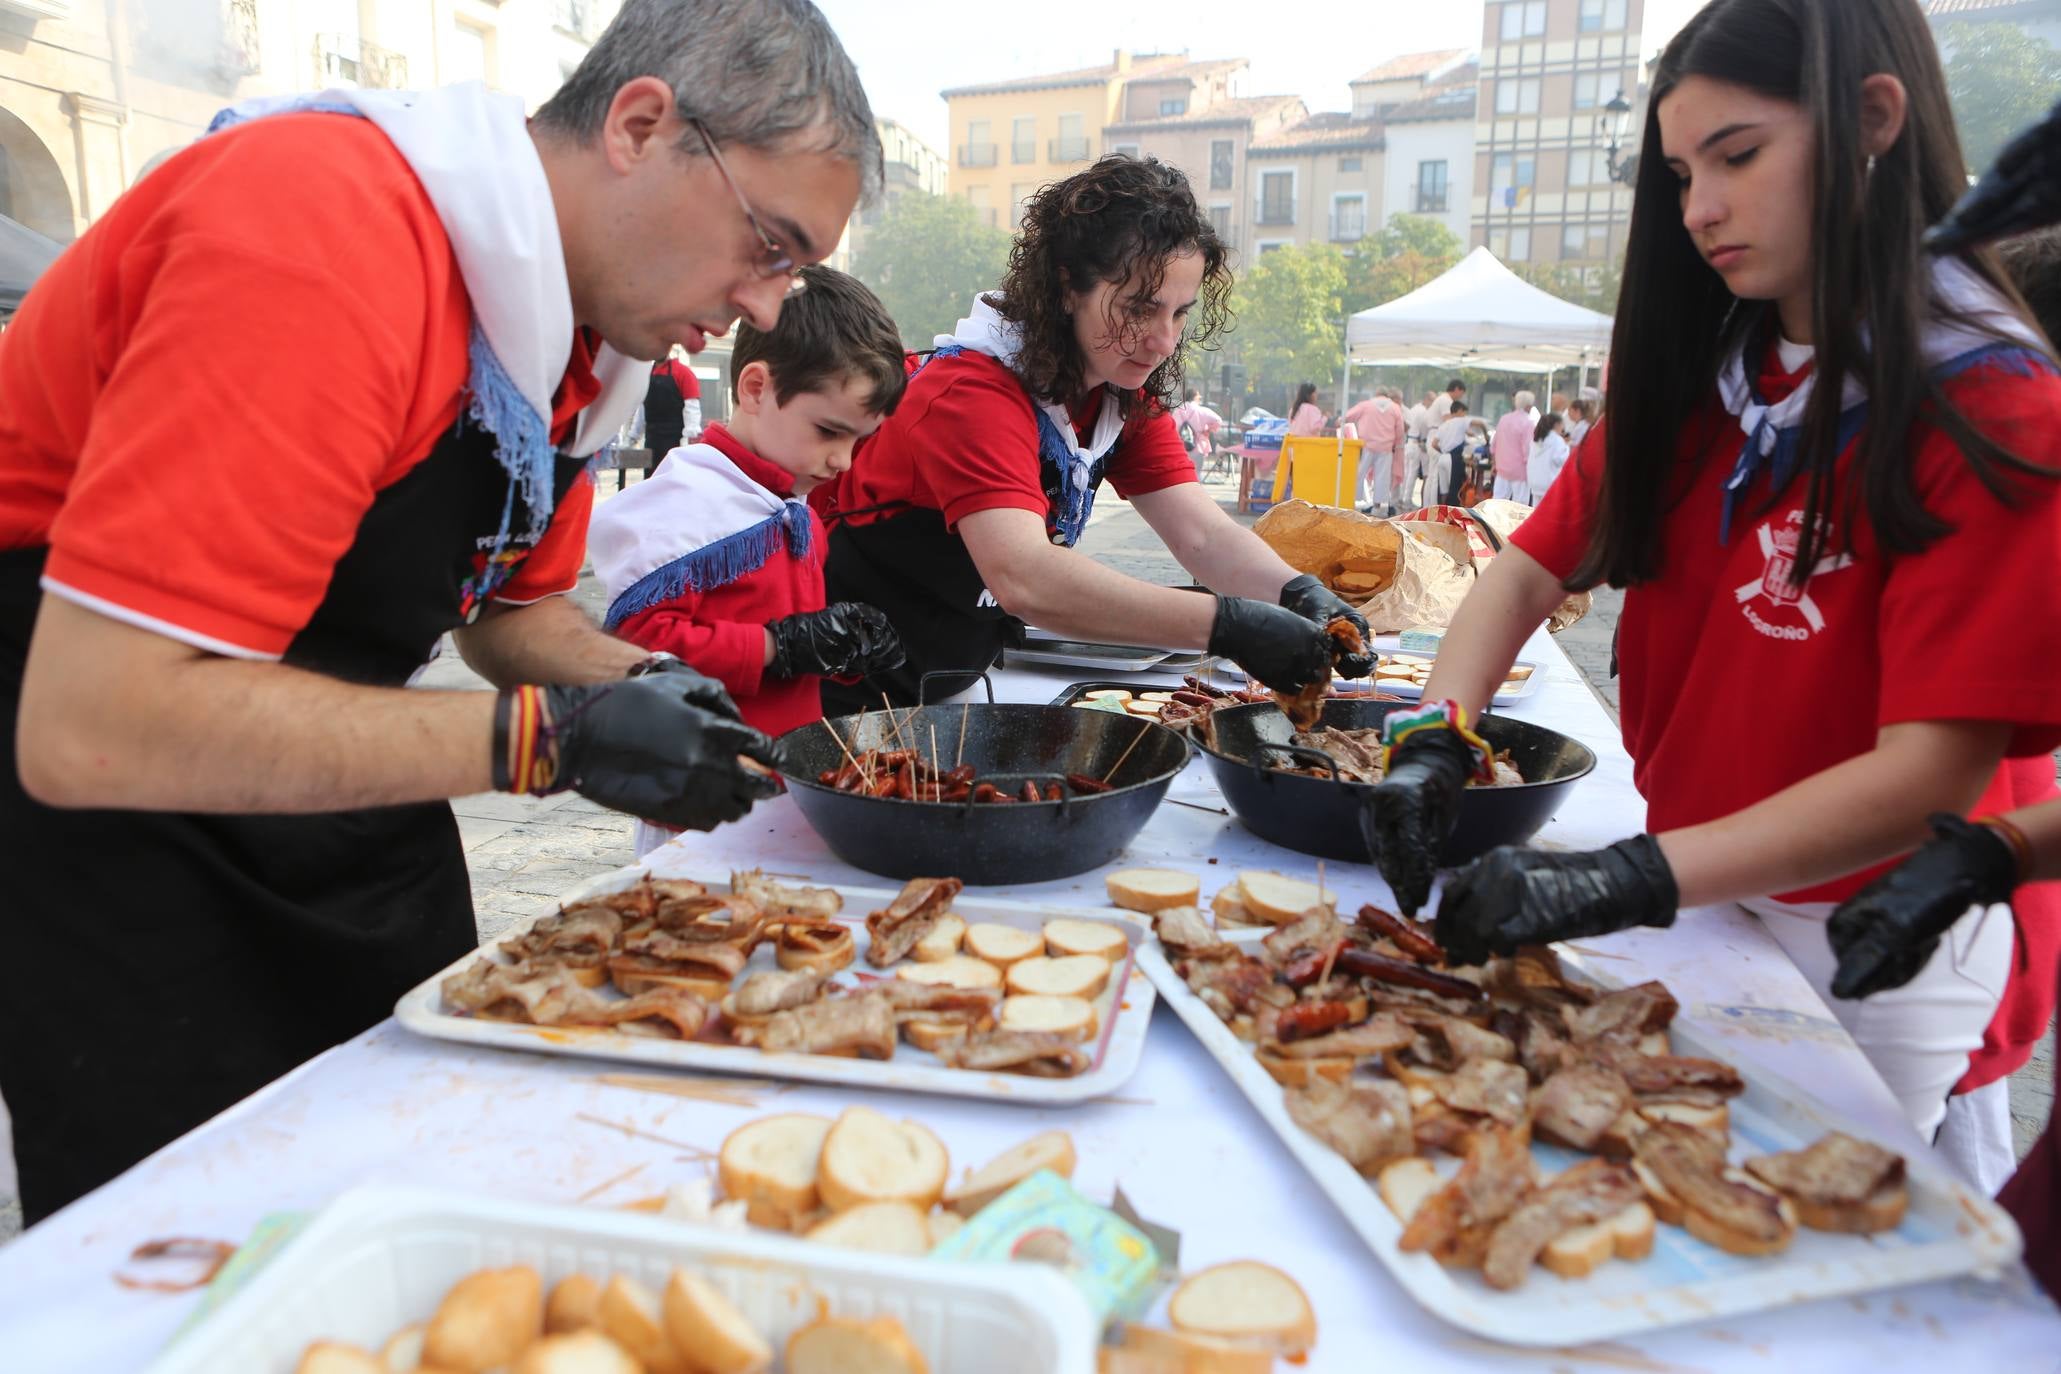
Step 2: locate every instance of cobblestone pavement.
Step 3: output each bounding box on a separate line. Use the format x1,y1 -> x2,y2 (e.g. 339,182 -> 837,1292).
0,474 -> 2043,1242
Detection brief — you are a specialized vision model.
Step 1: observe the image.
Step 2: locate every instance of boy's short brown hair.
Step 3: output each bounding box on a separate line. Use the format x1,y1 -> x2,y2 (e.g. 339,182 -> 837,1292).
729,265 -> 907,415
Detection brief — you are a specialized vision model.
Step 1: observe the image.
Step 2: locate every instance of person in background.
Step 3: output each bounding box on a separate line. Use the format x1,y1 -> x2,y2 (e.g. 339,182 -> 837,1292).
1400,388 -> 1436,512
1171,386 -> 1224,472
1428,398 -> 1472,508
1564,397 -> 1594,447
1428,377 -> 1466,432
1549,390 -> 1570,415
1528,409 -> 1569,503
642,347 -> 703,458
1287,381 -> 1326,435
1341,385 -> 1405,513
1578,383 -> 1604,429
1368,0 -> 2061,1191
590,265 -> 908,857
1491,389 -> 1536,503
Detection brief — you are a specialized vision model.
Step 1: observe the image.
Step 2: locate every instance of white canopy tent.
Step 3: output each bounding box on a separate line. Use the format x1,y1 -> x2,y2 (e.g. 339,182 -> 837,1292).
1341,246 -> 1614,398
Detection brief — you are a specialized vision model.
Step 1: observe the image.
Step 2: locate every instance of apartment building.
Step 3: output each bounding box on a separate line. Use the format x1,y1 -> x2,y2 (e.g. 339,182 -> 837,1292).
1103,91 -> 1305,257
1349,49 -> 1479,248
943,49 -> 1209,230
1244,113 -> 1388,254
0,0 -> 619,243
832,116 -> 949,271
1471,0 -> 1645,266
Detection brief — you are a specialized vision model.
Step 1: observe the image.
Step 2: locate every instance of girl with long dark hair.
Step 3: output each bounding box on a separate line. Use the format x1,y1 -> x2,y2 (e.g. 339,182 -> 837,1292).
1367,0 -> 2061,1185
814,157 -> 1370,710
1287,381 -> 1325,435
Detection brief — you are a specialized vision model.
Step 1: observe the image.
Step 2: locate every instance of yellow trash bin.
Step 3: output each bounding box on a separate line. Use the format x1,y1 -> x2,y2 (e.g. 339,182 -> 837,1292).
1284,435 -> 1363,509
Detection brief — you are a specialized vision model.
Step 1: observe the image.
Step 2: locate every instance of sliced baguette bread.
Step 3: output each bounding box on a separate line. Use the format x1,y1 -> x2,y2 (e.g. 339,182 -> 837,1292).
818,1106 -> 949,1213
804,1200 -> 935,1256
785,1316 -> 930,1374
1377,1156 -> 1443,1224
943,1130 -> 1077,1216
912,912 -> 967,963
963,922 -> 1044,968
1168,1260 -> 1316,1355
998,994 -> 1097,1042
661,1269 -> 772,1374
544,1274 -> 602,1334
1210,882 -> 1254,928
1004,954 -> 1111,999
1254,1047 -> 1355,1087
895,955 -> 1002,990
718,1113 -> 832,1232
294,1345 -> 384,1374
1105,868 -> 1200,914
424,1266 -> 544,1374
1540,1200 -> 1657,1278
597,1275 -> 688,1374
1112,1325 -> 1275,1374
1042,917 -> 1131,961
1236,871 -> 1336,925
1639,1100 -> 1730,1136
378,1325 -> 427,1373
901,1019 -> 972,1053
1631,1161 -> 1796,1255
927,1209 -> 965,1247
513,1330 -> 645,1374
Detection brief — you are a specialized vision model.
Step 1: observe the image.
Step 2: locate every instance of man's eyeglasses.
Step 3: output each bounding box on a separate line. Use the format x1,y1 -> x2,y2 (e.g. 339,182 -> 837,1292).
690,118 -> 804,295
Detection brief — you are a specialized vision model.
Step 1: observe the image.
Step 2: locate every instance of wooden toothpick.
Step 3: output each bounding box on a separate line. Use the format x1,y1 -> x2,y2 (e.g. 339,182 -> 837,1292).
1100,721 -> 1154,786
820,717 -> 862,773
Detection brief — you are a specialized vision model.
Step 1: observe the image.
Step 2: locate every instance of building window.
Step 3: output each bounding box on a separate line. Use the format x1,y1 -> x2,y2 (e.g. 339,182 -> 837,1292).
961,119 -> 996,168
1051,113 -> 1089,162
1488,226 -> 1533,260
1499,0 -> 1546,41
966,184 -> 994,228
1416,159 -> 1449,213
1011,116 -> 1035,164
1495,78 -> 1541,116
1159,97 -> 1188,116
1258,169 -> 1295,225
447,20 -> 491,87
1112,143 -> 1140,158
1331,194 -> 1367,242
1258,241 -> 1287,255
1579,0 -> 1628,32
1011,184 -> 1031,228
1562,223 -> 1589,259
1573,73 -> 1600,110
1489,152 -> 1537,200
1210,139 -> 1234,190
1569,149 -> 1605,186
1339,156 -> 1362,173
1208,203 -> 1233,244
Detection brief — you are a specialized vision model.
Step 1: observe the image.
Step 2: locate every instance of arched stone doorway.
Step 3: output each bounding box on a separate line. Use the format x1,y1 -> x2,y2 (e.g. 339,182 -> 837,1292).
0,106 -> 75,243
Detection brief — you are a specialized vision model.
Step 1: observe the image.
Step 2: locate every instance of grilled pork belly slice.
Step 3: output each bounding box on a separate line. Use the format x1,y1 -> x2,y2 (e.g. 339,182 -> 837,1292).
441,958 -> 709,1038
722,969 -> 828,1024
736,991 -> 898,1059
730,868 -> 842,920
1283,1078 -> 1415,1176
1632,1122 -> 1794,1256
1397,1121 -> 1535,1265
1154,905 -> 1231,960
1533,1066 -> 1635,1151
1267,1011 -> 1413,1060
864,877 -> 963,966
1394,1009 -> 1515,1071
1481,1159 -> 1645,1290
1261,908 -> 1347,968
499,903 -> 623,983
1583,1043 -> 1744,1099
1429,1057 -> 1530,1127
1743,1131 -> 1908,1234
940,1030 -> 1090,1077
1563,980 -> 1678,1045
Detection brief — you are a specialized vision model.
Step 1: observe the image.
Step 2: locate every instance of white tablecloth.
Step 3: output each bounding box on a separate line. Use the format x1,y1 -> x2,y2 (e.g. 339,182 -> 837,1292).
2,628 -> 2055,1372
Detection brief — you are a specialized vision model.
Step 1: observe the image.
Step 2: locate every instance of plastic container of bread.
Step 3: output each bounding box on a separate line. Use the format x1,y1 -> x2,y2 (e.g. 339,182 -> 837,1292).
144,1186 -> 1098,1374
395,866 -> 1158,1106
1135,929 -> 2023,1346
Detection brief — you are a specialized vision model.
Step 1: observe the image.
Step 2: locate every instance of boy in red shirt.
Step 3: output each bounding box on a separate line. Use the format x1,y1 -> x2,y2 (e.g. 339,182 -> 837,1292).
590,266 -> 907,855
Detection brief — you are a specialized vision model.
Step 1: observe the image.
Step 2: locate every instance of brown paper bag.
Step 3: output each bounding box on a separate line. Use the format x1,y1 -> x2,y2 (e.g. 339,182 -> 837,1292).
1253,500 -> 1476,634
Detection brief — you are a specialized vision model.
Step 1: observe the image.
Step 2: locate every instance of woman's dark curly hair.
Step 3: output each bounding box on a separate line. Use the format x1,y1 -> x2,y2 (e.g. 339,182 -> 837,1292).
989,155 -> 1232,416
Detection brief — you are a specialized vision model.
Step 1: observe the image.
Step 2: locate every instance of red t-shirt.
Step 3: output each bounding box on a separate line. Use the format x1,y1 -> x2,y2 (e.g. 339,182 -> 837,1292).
813,349 -> 1196,532
655,358 -> 701,399
1511,347 -> 2061,905
610,425 -> 829,741
0,113 -> 596,659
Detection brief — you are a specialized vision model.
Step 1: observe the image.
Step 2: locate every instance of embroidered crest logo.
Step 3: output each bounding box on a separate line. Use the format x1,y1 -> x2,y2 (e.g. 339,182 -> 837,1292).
1733,511 -> 1853,638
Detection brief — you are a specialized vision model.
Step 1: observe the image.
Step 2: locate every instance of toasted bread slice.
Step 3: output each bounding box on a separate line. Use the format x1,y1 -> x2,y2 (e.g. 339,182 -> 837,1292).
1254,1047 -> 1355,1087
1638,1029 -> 1670,1057
805,1200 -> 935,1256
901,1019 -> 972,1052
1236,871 -> 1337,925
786,1316 -> 929,1374
1168,1261 -> 1316,1355
998,994 -> 1098,1042
1377,1156 -> 1443,1224
1790,1181 -> 1909,1234
661,1269 -> 772,1374
512,1330 -> 644,1374
1633,1161 -> 1796,1254
1113,1326 -> 1274,1374
1005,954 -> 1111,999
379,1323 -> 426,1372
928,1209 -> 965,1246
964,922 -> 1044,968
610,966 -> 733,1000
544,1275 -> 602,1334
597,1275 -> 688,1374
1043,917 -> 1131,961
295,1344 -> 384,1374
1540,1201 -> 1657,1278
718,1113 -> 832,1232
818,1106 -> 950,1213
912,912 -> 967,963
1083,689 -> 1134,703
1598,1108 -> 1646,1160
1104,869 -> 1203,914
424,1266 -> 543,1374
1209,881 -> 1266,929
944,1129 -> 1078,1216
895,955 -> 1002,990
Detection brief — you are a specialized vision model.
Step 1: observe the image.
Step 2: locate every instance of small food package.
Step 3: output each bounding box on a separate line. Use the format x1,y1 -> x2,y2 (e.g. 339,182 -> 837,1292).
927,1169 -> 1162,1324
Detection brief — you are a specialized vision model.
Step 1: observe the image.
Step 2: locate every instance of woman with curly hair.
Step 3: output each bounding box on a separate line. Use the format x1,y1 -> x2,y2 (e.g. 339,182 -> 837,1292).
812,155 -> 1371,710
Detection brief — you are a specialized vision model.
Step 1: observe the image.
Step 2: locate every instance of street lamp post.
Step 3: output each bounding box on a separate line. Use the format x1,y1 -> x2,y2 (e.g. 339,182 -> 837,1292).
1598,88 -> 1639,273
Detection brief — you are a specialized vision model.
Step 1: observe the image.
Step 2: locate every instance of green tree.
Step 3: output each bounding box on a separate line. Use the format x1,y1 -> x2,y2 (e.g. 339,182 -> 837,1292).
1942,22 -> 2061,177
1342,213 -> 1464,318
1509,259 -> 1623,315
1231,242 -> 1348,398
850,194 -> 1013,348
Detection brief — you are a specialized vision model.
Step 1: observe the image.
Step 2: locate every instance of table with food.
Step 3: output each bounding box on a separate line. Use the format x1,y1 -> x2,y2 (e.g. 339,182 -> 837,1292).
3,599 -> 2055,1374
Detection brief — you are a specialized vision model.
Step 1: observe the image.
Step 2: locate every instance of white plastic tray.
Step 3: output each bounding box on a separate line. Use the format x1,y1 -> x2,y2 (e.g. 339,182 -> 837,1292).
397,868 -> 1157,1106
144,1186 -> 1097,1374
1345,637 -> 1542,707
1135,935 -> 2022,1346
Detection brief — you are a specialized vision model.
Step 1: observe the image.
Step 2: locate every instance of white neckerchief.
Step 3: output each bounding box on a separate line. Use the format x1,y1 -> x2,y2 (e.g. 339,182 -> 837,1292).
1714,256 -> 2044,452
210,82 -> 647,530
937,296 -> 1127,499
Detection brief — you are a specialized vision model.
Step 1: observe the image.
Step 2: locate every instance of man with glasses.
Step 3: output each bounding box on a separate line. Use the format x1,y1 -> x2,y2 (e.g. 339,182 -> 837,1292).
0,0 -> 877,1224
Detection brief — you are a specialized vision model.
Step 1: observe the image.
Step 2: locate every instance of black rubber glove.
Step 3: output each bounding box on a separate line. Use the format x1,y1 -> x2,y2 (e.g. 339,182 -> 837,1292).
1363,727 -> 1475,917
1208,595 -> 1334,695
1829,815 -> 2022,1001
625,651 -> 743,720
494,676 -> 785,831
768,602 -> 907,680
1278,573 -> 1375,678
1434,834 -> 1679,967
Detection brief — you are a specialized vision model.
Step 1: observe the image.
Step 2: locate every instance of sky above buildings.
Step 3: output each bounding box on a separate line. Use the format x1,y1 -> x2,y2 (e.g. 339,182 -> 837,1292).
813,0 -> 1707,151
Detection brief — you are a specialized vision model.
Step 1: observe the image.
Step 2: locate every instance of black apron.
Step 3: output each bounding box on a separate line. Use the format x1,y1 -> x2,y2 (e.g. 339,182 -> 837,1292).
0,415 -> 587,1222
643,366 -> 686,459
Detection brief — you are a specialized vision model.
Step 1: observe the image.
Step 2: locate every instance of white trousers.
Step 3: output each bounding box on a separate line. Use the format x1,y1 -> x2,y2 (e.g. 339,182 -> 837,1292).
1358,446 -> 1394,509
1492,474 -> 1531,504
1744,896 -> 2013,1164
1398,441 -> 1427,512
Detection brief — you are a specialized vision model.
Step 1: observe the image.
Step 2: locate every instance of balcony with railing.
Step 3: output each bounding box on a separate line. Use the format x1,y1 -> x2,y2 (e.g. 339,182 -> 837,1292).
315,32 -> 407,89
1415,188 -> 1449,213
1329,208 -> 1367,241
1011,140 -> 1036,164
958,143 -> 998,168
1255,197 -> 1296,227
1049,135 -> 1092,162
